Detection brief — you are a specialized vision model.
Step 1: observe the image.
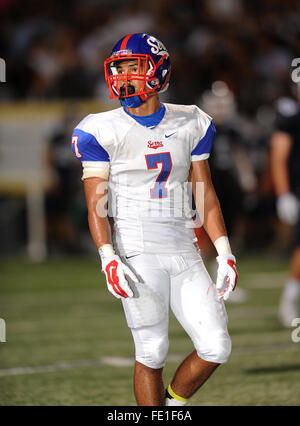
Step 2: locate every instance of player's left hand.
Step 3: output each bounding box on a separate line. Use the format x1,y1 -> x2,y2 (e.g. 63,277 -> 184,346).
216,254 -> 238,301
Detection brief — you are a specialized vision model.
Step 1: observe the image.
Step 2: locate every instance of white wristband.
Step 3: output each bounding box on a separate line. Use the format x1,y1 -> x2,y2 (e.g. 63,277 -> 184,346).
214,236 -> 232,256
98,244 -> 115,261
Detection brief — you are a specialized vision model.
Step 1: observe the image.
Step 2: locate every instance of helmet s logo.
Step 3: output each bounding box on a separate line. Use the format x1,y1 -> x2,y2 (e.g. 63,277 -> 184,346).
146,36 -> 169,58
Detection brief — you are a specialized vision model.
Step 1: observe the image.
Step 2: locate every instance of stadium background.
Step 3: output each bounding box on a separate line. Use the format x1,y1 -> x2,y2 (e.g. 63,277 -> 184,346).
0,0 -> 300,406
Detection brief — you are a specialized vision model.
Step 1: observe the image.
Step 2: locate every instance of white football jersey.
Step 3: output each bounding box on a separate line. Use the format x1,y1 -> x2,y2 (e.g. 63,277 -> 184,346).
72,103 -> 215,255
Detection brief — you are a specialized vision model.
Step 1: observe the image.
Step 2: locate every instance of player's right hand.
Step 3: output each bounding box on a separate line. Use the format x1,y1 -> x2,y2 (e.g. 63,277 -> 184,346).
101,255 -> 137,299
277,192 -> 300,226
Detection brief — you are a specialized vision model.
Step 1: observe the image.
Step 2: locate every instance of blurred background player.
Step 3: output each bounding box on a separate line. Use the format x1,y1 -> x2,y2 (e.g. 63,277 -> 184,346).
270,92 -> 300,327
71,33 -> 238,406
44,108 -> 85,254
194,81 -> 257,302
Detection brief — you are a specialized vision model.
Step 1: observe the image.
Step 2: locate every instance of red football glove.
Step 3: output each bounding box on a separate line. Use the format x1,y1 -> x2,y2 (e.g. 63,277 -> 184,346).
101,255 -> 138,299
216,254 -> 238,301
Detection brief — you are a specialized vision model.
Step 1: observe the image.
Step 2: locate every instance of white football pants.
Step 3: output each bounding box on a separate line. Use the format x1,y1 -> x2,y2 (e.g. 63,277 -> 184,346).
121,248 -> 231,369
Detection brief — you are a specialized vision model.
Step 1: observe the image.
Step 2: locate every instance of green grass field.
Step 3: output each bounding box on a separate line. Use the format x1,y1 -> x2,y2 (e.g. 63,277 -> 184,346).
0,254 -> 299,406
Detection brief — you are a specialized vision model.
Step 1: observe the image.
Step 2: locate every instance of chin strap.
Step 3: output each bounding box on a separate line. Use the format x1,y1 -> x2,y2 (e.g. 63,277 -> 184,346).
119,83 -> 152,108
120,95 -> 143,108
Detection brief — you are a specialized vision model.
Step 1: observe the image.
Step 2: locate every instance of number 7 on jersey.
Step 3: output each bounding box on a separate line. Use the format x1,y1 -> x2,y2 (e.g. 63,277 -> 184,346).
145,152 -> 172,198
72,135 -> 82,159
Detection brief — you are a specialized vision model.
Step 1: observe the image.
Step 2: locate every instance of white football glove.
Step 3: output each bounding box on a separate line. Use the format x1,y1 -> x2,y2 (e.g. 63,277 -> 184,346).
276,193 -> 300,226
101,255 -> 138,299
216,254 -> 238,301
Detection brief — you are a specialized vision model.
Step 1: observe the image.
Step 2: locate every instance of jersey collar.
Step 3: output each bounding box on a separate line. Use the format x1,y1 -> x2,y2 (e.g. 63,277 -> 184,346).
123,103 -> 166,129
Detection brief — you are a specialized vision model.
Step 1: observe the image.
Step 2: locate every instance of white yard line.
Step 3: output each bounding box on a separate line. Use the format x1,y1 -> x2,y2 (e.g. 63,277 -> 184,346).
0,359 -> 107,377
0,343 -> 296,377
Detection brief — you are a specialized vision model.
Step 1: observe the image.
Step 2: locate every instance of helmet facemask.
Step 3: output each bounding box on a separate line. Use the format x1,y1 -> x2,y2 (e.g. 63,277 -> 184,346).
104,53 -> 165,101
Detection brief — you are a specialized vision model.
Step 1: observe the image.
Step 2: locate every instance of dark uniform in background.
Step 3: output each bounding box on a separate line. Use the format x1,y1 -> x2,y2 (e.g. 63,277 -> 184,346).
274,98 -> 300,247
271,97 -> 300,326
45,119 -> 85,253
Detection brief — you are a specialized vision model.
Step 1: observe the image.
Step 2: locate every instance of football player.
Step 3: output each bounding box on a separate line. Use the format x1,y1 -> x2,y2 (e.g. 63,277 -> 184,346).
270,94 -> 300,327
71,33 -> 238,406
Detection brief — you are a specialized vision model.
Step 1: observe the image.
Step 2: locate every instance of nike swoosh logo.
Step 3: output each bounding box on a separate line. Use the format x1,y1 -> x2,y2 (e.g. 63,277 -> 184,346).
165,132 -> 176,138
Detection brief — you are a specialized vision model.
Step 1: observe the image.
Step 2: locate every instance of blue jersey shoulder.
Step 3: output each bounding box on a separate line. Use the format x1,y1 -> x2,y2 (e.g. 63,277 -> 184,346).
71,128 -> 109,162
191,120 -> 215,156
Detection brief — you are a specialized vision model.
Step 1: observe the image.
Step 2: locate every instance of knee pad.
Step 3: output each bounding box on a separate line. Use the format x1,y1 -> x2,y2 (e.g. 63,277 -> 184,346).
135,335 -> 169,369
195,332 -> 232,364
